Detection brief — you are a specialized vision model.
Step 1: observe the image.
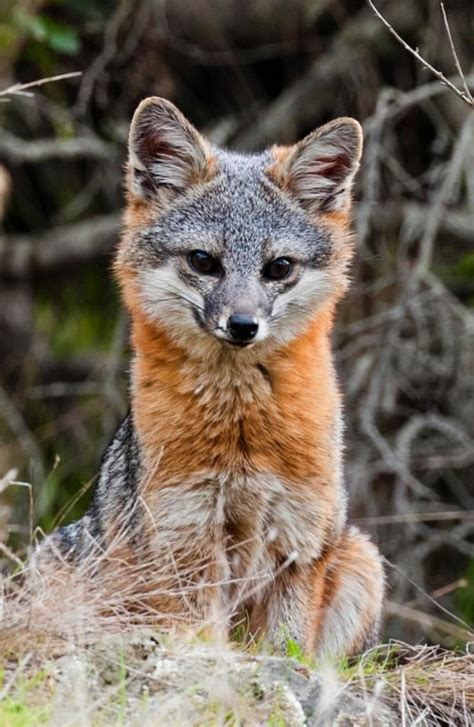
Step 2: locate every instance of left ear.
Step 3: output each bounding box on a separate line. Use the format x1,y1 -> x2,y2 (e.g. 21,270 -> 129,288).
128,96 -> 213,200
270,117 -> 362,213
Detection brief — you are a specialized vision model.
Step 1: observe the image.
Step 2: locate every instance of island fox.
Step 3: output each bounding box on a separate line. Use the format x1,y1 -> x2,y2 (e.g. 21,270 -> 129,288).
38,97 -> 384,657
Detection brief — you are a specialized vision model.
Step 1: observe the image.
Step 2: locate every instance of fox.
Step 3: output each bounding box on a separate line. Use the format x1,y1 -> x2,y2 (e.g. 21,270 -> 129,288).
36,97 -> 384,658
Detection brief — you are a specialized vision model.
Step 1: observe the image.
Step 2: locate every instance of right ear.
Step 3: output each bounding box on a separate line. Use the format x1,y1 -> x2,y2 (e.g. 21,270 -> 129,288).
268,117 -> 362,214
128,97 -> 214,199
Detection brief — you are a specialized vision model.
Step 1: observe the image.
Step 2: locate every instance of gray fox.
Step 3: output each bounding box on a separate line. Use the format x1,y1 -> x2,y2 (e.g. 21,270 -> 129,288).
37,97 -> 384,657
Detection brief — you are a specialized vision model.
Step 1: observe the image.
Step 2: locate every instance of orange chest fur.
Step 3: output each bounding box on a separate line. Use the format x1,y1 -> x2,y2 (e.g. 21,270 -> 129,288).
132,314 -> 339,489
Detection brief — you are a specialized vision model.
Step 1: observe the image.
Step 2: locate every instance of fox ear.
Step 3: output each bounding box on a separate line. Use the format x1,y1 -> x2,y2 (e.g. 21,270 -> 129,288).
271,118 -> 362,214
128,97 -> 213,199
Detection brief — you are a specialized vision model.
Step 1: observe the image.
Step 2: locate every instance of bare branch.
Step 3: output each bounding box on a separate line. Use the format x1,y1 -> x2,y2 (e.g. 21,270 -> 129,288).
366,1 -> 473,107
0,214 -> 121,277
0,131 -> 117,163
440,2 -> 473,104
0,72 -> 82,101
75,0 -> 130,116
385,601 -> 473,642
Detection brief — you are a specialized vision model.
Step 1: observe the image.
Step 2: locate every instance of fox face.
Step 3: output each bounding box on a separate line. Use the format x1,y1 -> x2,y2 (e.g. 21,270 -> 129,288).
117,98 -> 362,353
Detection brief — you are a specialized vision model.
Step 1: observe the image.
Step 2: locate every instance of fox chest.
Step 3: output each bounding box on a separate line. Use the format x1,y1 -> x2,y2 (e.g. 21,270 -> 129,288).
142,472 -> 336,581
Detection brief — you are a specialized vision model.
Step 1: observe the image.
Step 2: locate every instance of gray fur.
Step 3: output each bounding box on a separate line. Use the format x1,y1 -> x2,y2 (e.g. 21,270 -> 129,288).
43,414 -> 143,563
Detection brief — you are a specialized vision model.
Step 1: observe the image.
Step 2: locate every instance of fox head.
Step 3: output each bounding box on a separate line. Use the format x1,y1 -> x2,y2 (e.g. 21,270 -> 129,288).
116,97 -> 362,354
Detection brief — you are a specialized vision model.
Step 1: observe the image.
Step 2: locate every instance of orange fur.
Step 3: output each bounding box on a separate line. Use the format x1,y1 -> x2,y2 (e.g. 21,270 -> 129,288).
131,306 -> 337,485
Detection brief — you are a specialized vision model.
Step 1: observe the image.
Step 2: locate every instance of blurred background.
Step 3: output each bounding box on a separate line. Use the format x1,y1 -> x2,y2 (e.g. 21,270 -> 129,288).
0,0 -> 473,646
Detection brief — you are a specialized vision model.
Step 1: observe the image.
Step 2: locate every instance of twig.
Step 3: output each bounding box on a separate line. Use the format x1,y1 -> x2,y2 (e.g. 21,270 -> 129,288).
75,0 -> 129,116
440,2 -> 473,104
363,73 -> 474,132
385,559 -> 473,633
366,1 -> 473,107
385,601 -> 473,642
414,114 -> 473,277
0,72 -> 82,100
0,213 -> 121,276
404,578 -> 467,608
355,200 -> 474,244
0,131 -> 117,163
355,511 -> 474,526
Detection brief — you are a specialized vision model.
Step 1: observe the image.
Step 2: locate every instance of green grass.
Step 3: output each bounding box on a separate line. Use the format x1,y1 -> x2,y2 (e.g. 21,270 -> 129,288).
35,264 -> 120,359
0,700 -> 51,727
0,669 -> 52,727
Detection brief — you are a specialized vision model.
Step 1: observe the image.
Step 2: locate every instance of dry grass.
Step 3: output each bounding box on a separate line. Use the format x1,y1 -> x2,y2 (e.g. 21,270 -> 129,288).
348,642 -> 473,726
1,473 -> 472,725
0,529 -> 472,726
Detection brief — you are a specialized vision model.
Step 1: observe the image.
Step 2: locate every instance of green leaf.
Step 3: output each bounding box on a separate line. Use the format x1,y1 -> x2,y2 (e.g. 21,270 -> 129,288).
13,9 -> 80,55
38,17 -> 80,55
13,8 -> 48,40
286,638 -> 304,660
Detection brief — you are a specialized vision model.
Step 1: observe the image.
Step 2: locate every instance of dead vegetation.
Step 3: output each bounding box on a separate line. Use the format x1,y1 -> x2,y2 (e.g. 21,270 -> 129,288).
1,537 -> 472,726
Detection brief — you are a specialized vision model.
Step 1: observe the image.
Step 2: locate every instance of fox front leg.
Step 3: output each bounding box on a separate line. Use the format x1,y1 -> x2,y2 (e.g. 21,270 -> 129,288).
248,528 -> 384,659
247,565 -> 317,653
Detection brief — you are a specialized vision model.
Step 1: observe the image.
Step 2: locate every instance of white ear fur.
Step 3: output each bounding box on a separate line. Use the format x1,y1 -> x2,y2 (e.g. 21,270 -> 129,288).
287,118 -> 362,213
128,97 -> 211,197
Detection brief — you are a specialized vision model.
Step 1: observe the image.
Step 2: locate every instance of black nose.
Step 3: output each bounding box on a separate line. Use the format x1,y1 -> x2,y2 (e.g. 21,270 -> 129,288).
228,314 -> 259,342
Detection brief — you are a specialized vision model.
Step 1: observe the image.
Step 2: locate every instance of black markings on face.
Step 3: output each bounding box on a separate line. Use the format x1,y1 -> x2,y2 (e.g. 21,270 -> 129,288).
191,307 -> 206,331
177,267 -> 200,286
308,243 -> 332,269
138,153 -> 333,276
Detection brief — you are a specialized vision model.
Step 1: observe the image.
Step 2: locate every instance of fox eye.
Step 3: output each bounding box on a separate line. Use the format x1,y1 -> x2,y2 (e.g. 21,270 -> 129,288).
188,250 -> 221,275
263,257 -> 293,281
